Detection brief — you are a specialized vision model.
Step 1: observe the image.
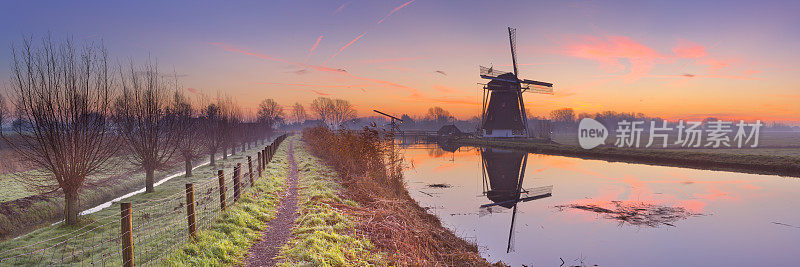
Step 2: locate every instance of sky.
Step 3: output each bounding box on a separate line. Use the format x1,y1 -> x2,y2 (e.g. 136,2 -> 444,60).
0,0 -> 798,124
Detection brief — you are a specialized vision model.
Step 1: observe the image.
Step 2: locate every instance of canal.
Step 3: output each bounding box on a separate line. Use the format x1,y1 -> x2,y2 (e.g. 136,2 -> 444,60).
402,144 -> 800,266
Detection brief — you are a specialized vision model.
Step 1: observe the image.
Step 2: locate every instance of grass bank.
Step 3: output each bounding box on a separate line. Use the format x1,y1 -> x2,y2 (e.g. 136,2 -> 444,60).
302,127 -> 493,266
164,141 -> 289,266
455,138 -> 800,178
277,141 -> 385,266
0,141 -> 279,266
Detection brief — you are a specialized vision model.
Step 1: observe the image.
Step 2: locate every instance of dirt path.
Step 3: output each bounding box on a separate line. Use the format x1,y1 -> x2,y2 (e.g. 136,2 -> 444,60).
245,139 -> 299,266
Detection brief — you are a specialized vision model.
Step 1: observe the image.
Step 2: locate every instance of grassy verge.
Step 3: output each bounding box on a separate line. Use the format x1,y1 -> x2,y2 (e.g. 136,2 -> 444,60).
0,142 -> 278,266
302,127 -> 493,266
164,140 -> 289,266
456,137 -> 800,178
276,141 -> 385,266
0,140 -> 273,240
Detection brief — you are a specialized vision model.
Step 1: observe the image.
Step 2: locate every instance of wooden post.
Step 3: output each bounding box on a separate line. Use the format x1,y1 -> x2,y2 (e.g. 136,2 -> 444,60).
218,170 -> 226,211
185,183 -> 196,239
233,163 -> 241,202
262,148 -> 267,168
257,152 -> 262,177
247,156 -> 254,186
121,202 -> 133,267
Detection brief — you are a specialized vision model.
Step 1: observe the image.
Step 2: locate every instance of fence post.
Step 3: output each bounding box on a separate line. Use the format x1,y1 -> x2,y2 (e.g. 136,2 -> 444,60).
262,148 -> 267,168
120,202 -> 134,267
185,183 -> 196,239
247,156 -> 254,186
218,170 -> 226,211
233,163 -> 241,202
257,152 -> 262,177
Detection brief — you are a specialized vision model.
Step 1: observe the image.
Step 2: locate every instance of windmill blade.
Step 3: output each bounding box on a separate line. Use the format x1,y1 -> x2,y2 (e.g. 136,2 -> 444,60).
520,79 -> 553,88
479,65 -> 514,80
508,27 -> 519,77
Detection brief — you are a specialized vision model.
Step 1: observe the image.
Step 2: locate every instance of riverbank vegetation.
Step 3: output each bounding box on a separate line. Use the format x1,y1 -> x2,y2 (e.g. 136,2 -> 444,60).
277,142 -> 385,265
302,126 -> 492,266
456,138 -> 800,178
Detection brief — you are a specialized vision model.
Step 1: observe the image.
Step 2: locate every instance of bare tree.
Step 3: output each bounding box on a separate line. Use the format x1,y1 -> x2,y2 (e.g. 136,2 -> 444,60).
291,102 -> 306,124
257,98 -> 283,137
330,99 -> 356,128
310,97 -> 333,124
2,36 -> 118,225
200,101 -> 222,166
425,106 -> 451,124
113,61 -> 179,193
0,92 -> 7,130
171,90 -> 203,177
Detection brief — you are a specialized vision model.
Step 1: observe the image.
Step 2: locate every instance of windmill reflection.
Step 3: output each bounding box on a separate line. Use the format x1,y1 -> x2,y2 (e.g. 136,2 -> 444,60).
479,148 -> 552,253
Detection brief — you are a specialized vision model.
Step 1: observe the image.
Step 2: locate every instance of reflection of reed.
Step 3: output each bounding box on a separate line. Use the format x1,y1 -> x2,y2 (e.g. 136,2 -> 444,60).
556,200 -> 704,227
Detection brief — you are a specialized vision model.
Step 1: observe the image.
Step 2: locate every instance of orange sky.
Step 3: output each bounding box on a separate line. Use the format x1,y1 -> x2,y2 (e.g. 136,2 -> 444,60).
1,1 -> 798,124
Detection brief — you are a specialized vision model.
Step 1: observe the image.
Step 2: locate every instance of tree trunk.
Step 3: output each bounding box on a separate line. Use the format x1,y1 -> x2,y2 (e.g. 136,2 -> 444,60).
223,146 -> 228,159
210,151 -> 216,166
185,158 -> 193,177
64,189 -> 80,225
145,167 -> 155,193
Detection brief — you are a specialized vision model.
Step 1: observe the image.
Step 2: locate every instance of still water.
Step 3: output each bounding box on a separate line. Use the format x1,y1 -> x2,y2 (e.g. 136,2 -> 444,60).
402,144 -> 800,266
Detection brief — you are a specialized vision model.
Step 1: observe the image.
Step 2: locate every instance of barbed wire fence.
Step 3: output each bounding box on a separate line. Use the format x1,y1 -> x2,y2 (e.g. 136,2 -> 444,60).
0,134 -> 288,266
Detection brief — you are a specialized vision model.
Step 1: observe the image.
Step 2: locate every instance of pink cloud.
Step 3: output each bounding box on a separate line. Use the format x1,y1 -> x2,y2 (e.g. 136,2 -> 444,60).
323,32 -> 366,66
562,35 -> 665,82
377,0 -> 416,24
186,87 -> 203,95
311,89 -> 331,96
672,39 -> 707,59
211,42 -> 423,96
304,35 -> 323,64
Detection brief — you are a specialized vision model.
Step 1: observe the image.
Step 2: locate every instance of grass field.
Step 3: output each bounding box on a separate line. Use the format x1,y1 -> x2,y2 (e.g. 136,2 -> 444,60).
0,141 -> 275,240
0,140 -> 285,266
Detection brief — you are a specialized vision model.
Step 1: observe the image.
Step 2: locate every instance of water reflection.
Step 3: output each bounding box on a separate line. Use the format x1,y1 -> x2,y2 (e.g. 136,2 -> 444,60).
479,148 -> 553,252
402,144 -> 800,266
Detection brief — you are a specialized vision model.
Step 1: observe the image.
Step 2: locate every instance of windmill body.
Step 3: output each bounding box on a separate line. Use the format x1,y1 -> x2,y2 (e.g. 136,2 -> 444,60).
479,27 -> 553,138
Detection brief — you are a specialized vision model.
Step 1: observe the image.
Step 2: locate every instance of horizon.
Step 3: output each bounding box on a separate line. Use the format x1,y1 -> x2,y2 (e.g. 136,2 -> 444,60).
1,0 -> 798,124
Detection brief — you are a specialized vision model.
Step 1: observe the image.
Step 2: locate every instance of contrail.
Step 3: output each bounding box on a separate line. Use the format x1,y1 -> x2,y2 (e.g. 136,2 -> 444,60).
377,0 -> 415,24
305,35 -> 323,64
333,1 -> 350,15
323,32 -> 366,66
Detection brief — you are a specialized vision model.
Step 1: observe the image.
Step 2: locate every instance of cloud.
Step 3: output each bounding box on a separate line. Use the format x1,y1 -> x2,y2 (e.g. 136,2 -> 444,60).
186,87 -> 203,95
333,1 -> 350,15
360,56 -> 425,64
434,70 -> 447,76
323,32 -> 366,66
212,42 -> 422,95
311,89 -> 330,96
562,35 -> 664,82
672,39 -> 707,59
377,0 -> 416,24
304,35 -> 323,64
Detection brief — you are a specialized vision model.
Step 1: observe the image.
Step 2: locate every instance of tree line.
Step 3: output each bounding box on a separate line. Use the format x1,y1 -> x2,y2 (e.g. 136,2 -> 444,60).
0,36 -> 283,225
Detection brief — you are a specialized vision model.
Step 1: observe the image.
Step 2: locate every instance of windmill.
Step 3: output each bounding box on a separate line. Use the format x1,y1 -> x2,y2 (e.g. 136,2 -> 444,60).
373,109 -> 403,133
479,27 -> 553,138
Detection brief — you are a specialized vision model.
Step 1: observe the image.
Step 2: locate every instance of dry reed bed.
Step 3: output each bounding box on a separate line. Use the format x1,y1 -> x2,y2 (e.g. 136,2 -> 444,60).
302,126 -> 494,266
